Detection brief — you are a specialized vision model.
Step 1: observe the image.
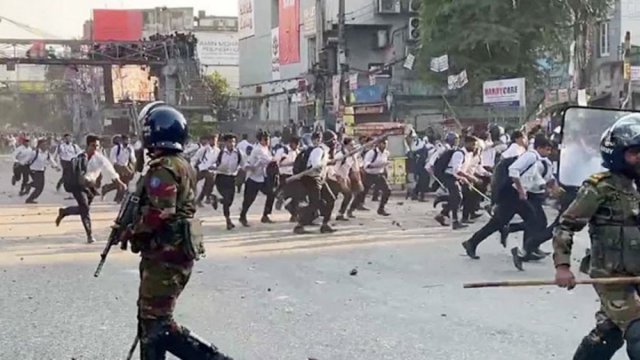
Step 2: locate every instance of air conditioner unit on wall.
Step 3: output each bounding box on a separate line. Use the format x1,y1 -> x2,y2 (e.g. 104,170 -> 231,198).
378,0 -> 401,14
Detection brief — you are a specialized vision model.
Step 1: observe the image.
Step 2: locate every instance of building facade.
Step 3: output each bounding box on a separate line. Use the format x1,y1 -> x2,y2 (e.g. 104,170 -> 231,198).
238,0 -> 439,130
194,13 -> 240,90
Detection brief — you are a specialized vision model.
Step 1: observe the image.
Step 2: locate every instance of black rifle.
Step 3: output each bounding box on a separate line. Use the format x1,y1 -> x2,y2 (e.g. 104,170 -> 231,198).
94,179 -> 144,278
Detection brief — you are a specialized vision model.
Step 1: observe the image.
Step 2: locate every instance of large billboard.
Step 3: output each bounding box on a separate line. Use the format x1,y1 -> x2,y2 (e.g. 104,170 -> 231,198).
239,0 -> 255,39
112,66 -> 156,102
93,9 -> 143,41
196,32 -> 239,66
279,0 -> 300,64
482,77 -> 526,107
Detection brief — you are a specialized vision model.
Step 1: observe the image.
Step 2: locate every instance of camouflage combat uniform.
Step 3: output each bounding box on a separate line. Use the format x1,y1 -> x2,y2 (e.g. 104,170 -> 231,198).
553,171 -> 640,332
130,154 -> 201,354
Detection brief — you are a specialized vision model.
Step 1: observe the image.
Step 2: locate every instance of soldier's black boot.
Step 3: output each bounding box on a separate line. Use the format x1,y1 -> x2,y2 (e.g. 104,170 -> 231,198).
625,319 -> 640,359
165,326 -> 234,360
140,340 -> 167,360
573,317 -> 623,360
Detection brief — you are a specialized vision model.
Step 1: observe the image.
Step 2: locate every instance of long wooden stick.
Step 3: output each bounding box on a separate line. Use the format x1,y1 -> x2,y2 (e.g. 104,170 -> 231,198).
463,277 -> 640,289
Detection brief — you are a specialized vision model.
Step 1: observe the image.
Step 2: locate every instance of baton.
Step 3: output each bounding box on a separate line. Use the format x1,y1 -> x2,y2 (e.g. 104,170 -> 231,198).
463,276 -> 640,289
467,183 -> 492,203
286,132 -> 391,183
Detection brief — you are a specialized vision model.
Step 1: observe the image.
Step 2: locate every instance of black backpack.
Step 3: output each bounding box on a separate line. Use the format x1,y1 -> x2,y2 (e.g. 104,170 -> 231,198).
491,154 -> 549,201
293,147 -> 315,175
216,149 -> 242,168
432,149 -> 463,179
63,153 -> 88,192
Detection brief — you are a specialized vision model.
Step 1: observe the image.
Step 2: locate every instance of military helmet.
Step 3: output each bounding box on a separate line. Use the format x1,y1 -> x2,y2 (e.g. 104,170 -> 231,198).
600,114 -> 640,172
444,131 -> 459,146
141,105 -> 189,151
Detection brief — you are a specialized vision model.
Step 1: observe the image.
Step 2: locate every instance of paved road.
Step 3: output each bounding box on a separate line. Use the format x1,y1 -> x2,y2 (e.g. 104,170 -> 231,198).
0,157 -> 624,360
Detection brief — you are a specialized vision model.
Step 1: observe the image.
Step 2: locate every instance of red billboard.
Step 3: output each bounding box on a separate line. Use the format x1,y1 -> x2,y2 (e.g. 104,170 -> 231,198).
279,0 -> 300,64
93,9 -> 143,41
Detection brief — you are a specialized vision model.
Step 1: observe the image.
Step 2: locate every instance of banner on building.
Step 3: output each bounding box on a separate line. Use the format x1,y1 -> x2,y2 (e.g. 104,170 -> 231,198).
196,32 -> 239,66
239,0 -> 255,39
93,9 -> 143,41
332,75 -> 341,113
279,0 -> 301,64
112,66 -> 156,102
271,28 -> 281,80
303,5 -> 316,37
631,66 -> 640,81
483,77 -> 526,107
430,54 -> 449,73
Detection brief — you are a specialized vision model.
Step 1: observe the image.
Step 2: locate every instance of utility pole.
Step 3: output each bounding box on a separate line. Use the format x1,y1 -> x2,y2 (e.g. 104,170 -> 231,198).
314,0 -> 325,129
622,31 -> 632,109
337,0 -> 347,122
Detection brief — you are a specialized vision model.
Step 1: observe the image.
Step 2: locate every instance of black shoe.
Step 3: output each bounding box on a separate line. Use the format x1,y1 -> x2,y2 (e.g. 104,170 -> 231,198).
226,218 -> 235,230
239,217 -> 250,227
434,214 -> 448,227
462,241 -> 480,259
275,198 -> 284,211
511,247 -> 524,271
372,196 -> 379,202
261,215 -> 274,224
470,212 -> 483,220
336,214 -> 348,221
25,199 -> 37,204
289,215 -> 297,223
11,176 -> 16,186
452,221 -> 468,230
163,325 -> 234,360
347,211 -> 355,219
86,235 -> 96,244
320,224 -> 336,234
377,209 -> 390,216
293,225 -> 308,234
523,250 -> 547,262
55,208 -> 64,227
499,226 -> 509,248
211,196 -> 218,211
357,206 -> 370,212
461,218 -> 475,224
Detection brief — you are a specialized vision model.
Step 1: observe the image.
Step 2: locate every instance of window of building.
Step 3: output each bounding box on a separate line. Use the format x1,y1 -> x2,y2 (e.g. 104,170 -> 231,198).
600,21 -> 610,57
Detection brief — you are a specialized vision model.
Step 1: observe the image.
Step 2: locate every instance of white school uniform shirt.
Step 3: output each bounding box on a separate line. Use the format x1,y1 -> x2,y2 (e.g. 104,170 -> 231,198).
508,149 -> 554,194
274,146 -> 298,176
216,148 -> 244,176
306,145 -> 329,178
246,144 -> 273,183
56,142 -> 80,162
426,143 -> 450,171
110,144 -> 134,167
445,148 -> 468,176
363,148 -> 389,175
501,143 -> 526,159
27,148 -> 57,171
334,148 -> 356,179
13,144 -> 32,165
237,139 -> 251,155
84,152 -> 119,184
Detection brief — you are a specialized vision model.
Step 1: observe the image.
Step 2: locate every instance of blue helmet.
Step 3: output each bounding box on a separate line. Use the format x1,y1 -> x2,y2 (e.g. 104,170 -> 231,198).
444,131 -> 459,146
600,114 -> 640,173
141,104 -> 188,151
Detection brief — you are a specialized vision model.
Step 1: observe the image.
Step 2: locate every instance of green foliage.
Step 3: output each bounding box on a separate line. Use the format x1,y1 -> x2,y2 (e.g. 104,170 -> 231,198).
203,71 -> 231,119
419,0 -> 613,97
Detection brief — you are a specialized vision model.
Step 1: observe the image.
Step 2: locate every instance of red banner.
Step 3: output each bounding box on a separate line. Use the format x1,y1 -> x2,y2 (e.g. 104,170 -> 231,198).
93,10 -> 143,41
279,0 -> 300,64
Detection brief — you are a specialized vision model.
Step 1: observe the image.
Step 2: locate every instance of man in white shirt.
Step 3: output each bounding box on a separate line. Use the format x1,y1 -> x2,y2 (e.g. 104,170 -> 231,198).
273,136 -> 301,219
354,139 -> 392,217
12,136 -> 32,195
55,133 -> 81,192
239,131 -> 276,226
191,135 -> 219,207
215,134 -> 244,230
55,134 -> 124,244
103,134 -> 135,203
24,138 -> 59,204
334,137 -> 359,221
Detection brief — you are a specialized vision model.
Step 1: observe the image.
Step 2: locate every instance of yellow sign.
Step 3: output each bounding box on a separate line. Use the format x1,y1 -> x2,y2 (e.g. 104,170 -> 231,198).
624,62 -> 631,81
385,157 -> 407,185
18,82 -> 46,93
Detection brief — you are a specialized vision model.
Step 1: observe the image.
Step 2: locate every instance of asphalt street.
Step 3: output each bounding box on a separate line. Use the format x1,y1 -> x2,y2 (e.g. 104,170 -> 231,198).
0,156 -> 625,360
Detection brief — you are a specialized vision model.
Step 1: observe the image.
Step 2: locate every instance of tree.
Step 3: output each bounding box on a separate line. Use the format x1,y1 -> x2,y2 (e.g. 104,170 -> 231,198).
419,0 -> 612,100
203,71 -> 233,121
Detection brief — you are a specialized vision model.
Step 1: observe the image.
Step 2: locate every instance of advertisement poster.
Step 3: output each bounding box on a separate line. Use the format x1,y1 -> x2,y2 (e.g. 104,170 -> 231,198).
482,77 -> 526,107
303,5 -> 316,37
93,9 -> 143,41
271,28 -> 281,80
239,0 -> 255,39
195,32 -> 239,66
279,0 -> 300,64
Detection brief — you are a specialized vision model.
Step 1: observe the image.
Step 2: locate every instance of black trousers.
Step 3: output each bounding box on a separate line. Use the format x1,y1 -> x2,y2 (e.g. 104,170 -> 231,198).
466,187 -> 538,250
351,173 -> 391,211
441,174 -> 462,221
412,167 -> 430,197
56,160 -> 72,190
215,174 -> 236,218
196,170 -> 215,203
13,164 -> 30,193
61,188 -> 94,236
240,178 -> 275,219
26,170 -> 45,202
299,176 -> 336,225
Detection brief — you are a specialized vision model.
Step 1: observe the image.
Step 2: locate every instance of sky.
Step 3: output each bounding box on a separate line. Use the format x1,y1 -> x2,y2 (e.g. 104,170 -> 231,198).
0,0 -> 238,39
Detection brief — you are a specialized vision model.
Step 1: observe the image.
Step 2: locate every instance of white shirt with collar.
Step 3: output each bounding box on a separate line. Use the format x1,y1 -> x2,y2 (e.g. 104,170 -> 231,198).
84,152 -> 119,184
13,144 -> 32,165
216,147 -> 243,176
363,147 -> 389,175
191,145 -> 215,171
27,148 -> 57,171
501,143 -> 526,159
246,144 -> 273,183
275,146 -> 298,176
508,149 -> 554,193
199,146 -> 221,172
410,138 -> 425,152
334,148 -> 355,179
237,139 -> 251,155
56,142 -> 80,162
426,143 -> 450,171
306,144 -> 329,178
446,148 -> 473,176
110,144 -> 134,167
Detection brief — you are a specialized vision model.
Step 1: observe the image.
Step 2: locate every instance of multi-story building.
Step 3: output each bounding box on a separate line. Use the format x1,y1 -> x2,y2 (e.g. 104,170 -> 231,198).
589,0 -> 640,107
238,0 -> 440,130
194,12 -> 240,90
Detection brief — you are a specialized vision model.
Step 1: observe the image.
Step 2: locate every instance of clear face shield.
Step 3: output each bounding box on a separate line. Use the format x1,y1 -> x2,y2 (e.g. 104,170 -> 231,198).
559,107 -> 638,187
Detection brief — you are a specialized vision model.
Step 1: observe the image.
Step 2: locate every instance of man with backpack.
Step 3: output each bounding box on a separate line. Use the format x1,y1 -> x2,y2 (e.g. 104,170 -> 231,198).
54,133 -> 81,192
274,136 -> 301,221
353,138 -> 392,217
462,136 -> 560,261
214,134 -> 244,230
239,131 -> 276,226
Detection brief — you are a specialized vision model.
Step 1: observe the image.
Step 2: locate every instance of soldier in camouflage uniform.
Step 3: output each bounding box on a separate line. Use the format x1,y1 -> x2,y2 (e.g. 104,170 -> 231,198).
553,114 -> 640,360
129,103 -> 233,360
